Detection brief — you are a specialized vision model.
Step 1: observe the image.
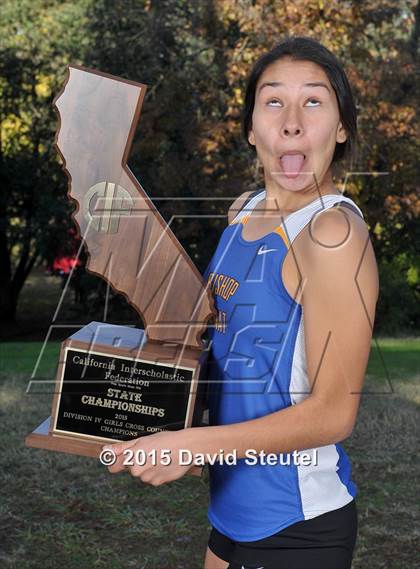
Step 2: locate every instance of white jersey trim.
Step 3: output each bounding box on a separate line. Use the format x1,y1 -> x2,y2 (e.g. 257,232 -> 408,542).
230,189 -> 266,224
231,189 -> 364,246
289,307 -> 354,518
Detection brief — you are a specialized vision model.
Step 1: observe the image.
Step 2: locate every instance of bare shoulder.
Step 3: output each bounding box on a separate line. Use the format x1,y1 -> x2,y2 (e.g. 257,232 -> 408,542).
307,203 -> 369,249
227,191 -> 255,224
297,205 -> 379,303
293,206 -> 379,437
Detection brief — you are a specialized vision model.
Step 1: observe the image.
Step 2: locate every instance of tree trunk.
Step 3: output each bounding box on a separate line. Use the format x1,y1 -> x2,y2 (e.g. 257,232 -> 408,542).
0,229 -> 38,323
0,229 -> 15,321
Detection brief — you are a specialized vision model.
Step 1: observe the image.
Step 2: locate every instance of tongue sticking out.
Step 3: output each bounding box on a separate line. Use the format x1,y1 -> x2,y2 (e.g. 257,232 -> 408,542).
280,153 -> 305,178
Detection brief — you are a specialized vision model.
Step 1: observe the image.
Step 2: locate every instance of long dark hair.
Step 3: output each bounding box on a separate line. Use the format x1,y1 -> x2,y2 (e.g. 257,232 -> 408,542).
242,36 -> 357,164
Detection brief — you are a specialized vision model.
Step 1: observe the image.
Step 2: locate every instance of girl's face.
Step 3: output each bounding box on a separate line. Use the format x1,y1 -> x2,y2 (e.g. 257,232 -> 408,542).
248,57 -> 347,193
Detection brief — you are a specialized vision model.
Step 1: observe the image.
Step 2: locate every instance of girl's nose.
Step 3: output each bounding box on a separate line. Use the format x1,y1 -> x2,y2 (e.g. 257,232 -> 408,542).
282,125 -> 302,136
281,106 -> 304,138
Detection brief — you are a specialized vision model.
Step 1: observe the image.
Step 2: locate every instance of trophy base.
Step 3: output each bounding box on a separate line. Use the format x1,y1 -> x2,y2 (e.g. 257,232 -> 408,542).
25,416 -> 105,457
25,321 -> 210,479
25,416 -> 204,477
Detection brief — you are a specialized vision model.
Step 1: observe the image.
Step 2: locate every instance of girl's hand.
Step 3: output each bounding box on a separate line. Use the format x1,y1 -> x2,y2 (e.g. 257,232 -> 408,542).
102,428 -> 202,486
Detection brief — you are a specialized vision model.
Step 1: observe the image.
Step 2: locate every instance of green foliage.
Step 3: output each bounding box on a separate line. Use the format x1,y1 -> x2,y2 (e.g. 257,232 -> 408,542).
83,0 -> 231,258
0,0 -> 418,335
375,254 -> 420,335
0,0 -> 91,320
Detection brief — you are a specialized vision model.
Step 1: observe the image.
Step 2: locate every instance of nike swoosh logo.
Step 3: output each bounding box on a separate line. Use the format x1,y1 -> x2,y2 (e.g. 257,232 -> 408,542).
257,248 -> 277,255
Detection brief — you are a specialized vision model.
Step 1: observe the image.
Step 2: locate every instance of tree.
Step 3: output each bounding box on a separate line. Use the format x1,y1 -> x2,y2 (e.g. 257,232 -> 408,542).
0,0 -> 90,323
1,0 -> 418,334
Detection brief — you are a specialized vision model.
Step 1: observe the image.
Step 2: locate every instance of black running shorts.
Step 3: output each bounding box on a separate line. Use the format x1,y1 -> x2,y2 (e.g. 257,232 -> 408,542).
208,499 -> 358,569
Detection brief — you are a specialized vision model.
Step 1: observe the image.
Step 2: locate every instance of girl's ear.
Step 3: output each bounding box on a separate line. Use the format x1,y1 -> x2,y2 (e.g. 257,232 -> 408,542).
248,128 -> 255,146
336,121 -> 347,144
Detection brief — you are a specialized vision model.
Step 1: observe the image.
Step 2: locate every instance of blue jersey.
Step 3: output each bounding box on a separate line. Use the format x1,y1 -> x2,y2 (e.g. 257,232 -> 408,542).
203,188 -> 364,542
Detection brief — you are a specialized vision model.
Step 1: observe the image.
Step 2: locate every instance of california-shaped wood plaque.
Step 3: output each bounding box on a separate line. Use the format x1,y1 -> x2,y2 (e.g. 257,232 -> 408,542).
25,66 -> 215,468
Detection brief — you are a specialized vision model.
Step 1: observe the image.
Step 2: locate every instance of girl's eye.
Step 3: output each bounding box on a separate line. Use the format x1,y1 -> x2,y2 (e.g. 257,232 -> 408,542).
266,98 -> 321,107
267,99 -> 281,106
305,98 -> 321,107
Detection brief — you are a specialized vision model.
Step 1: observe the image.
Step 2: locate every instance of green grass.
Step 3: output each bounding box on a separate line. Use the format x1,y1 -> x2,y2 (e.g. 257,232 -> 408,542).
0,342 -> 60,376
367,337 -> 419,384
0,339 -> 419,568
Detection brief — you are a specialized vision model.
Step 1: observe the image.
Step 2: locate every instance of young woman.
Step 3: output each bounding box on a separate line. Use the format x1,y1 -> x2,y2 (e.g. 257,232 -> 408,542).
106,36 -> 379,569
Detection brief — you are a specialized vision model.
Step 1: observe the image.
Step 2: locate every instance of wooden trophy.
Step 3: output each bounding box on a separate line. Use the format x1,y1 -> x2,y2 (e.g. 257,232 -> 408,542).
25,65 -> 215,475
